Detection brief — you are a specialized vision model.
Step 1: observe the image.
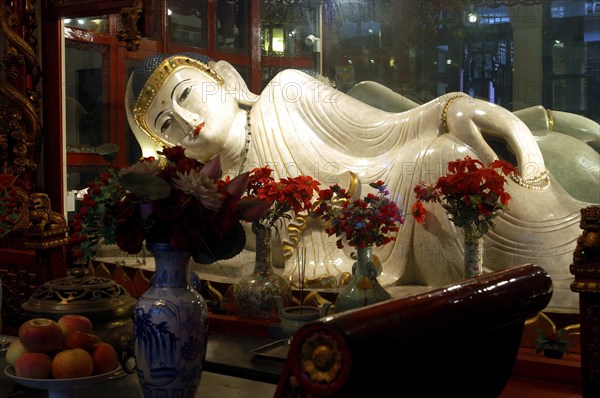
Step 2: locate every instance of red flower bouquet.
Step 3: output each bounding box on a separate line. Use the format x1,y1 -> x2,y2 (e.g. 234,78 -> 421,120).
245,166 -> 321,228
69,145 -> 268,265
314,181 -> 405,249
411,156 -> 517,238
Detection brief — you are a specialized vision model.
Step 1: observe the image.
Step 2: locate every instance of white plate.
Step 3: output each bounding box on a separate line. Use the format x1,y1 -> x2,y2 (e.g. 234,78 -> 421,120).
4,364 -> 122,398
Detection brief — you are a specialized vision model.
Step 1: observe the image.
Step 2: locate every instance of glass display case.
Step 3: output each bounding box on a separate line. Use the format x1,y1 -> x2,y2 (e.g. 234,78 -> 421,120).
56,0 -> 599,222
216,0 -> 249,53
167,0 -> 208,49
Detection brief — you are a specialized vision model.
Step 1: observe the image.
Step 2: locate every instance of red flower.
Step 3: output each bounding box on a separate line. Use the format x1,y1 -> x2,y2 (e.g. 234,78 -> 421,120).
411,202 -> 426,224
69,145 -> 270,265
319,189 -> 333,200
412,156 -> 517,238
313,181 -> 404,249
245,167 -> 321,228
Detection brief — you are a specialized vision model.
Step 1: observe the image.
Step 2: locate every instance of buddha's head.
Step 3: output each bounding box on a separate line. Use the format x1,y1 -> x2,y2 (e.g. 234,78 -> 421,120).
125,52 -> 258,161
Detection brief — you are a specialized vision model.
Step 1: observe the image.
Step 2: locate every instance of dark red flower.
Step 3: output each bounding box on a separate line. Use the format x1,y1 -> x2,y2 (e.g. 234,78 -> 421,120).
245,166 -> 321,228
69,145 -> 273,265
411,156 -> 516,238
313,181 -> 404,248
411,202 -> 426,224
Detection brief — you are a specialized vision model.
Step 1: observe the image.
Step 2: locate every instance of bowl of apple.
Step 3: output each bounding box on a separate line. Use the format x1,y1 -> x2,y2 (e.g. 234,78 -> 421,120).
4,315 -> 123,398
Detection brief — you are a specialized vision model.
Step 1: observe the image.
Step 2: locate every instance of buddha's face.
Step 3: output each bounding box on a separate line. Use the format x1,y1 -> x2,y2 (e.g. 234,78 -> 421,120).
143,66 -> 239,161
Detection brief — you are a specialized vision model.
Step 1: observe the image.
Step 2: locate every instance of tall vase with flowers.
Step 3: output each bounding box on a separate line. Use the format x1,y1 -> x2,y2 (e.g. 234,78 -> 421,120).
69,144 -> 268,398
233,166 -> 321,320
313,180 -> 404,313
411,156 -> 517,278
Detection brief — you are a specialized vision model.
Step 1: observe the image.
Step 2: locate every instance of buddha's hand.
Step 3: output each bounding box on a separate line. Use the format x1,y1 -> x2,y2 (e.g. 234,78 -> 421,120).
441,93 -> 548,187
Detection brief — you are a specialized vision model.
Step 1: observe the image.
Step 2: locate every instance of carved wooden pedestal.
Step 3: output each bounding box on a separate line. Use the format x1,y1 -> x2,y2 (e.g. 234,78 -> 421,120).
570,205 -> 600,398
0,191 -> 69,335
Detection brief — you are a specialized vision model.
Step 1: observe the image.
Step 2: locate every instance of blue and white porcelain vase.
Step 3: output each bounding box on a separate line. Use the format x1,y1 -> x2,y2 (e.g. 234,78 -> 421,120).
334,245 -> 391,313
133,242 -> 208,398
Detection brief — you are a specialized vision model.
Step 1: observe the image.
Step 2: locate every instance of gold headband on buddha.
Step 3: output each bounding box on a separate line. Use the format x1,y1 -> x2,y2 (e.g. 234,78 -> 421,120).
133,56 -> 224,146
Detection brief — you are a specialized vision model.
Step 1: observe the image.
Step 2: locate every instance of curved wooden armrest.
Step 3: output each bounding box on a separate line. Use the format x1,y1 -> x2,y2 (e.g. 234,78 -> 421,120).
274,263 -> 552,398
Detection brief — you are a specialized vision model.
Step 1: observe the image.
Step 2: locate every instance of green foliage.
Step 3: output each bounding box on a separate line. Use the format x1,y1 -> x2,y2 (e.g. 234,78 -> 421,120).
534,327 -> 572,354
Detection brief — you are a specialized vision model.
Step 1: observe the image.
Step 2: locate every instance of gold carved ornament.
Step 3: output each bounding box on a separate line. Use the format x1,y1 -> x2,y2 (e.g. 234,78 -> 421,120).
117,0 -> 143,51
0,2 -> 41,177
570,205 -> 600,294
0,174 -> 30,234
24,192 -> 68,249
284,172 -> 361,289
0,174 -> 67,248
290,326 -> 351,394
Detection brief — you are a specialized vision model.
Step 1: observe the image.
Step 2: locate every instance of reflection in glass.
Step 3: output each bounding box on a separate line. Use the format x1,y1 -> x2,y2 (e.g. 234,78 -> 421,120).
64,40 -> 110,221
321,0 -> 599,124
67,165 -> 110,222
63,16 -> 108,33
216,0 -> 248,52
168,0 -> 208,48
261,0 -> 319,57
64,41 -> 108,152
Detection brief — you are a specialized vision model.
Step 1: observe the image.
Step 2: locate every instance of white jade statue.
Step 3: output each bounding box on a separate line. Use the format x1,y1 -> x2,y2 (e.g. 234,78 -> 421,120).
348,80 -> 600,204
125,53 -> 598,313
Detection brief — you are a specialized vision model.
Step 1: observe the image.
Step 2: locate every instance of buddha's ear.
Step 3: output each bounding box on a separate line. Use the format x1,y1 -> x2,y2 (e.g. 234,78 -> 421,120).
125,75 -> 160,158
212,60 -> 259,106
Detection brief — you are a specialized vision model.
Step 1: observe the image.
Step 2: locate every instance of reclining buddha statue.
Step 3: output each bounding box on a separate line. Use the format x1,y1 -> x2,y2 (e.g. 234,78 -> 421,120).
125,52 -> 597,313
347,80 -> 600,204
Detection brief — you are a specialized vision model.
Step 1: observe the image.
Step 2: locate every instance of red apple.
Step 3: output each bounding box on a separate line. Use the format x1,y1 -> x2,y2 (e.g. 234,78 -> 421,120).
51,348 -> 94,379
14,352 -> 52,379
57,314 -> 93,338
5,339 -> 29,367
91,342 -> 119,374
64,331 -> 97,352
18,318 -> 63,353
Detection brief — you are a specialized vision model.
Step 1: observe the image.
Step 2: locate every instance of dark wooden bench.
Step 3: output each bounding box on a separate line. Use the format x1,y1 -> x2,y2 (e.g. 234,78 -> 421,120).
274,263 -> 553,398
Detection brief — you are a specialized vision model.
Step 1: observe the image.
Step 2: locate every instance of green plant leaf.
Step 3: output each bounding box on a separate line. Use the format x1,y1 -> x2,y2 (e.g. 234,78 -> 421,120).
96,143 -> 120,161
119,173 -> 171,200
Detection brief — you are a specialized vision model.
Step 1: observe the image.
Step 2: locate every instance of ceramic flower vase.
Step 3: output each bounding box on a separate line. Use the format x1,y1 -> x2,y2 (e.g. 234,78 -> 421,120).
464,236 -> 484,278
133,242 -> 209,398
234,222 -> 292,320
334,246 -> 391,313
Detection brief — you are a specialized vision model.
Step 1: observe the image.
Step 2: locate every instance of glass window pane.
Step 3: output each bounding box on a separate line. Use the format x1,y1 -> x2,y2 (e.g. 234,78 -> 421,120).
321,0 -> 599,124
64,40 -> 109,152
63,16 -> 109,33
67,165 -> 108,222
261,0 -> 319,57
216,0 -> 249,53
167,0 -> 208,48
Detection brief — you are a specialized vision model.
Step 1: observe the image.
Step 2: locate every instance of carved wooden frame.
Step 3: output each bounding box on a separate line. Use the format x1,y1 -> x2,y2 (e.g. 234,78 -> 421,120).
0,1 -> 42,186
